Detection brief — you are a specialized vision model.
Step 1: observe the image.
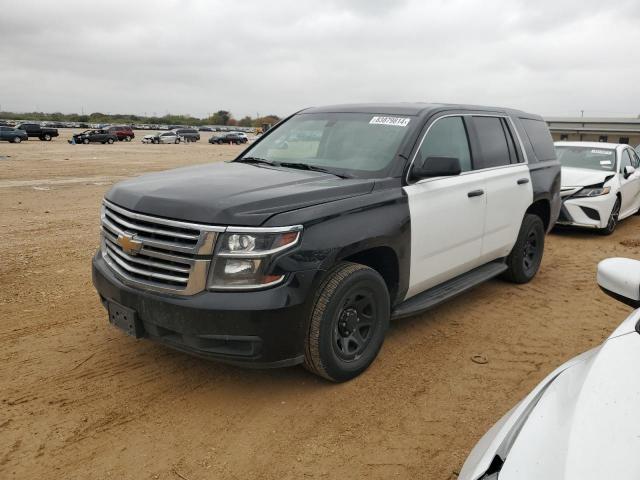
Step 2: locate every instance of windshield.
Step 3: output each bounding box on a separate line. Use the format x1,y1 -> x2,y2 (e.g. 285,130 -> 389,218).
237,112 -> 413,177
555,146 -> 617,172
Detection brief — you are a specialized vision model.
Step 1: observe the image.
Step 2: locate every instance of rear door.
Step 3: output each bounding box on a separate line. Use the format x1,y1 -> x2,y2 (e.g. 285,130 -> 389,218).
468,115 -> 533,263
618,148 -> 640,217
403,115 -> 486,298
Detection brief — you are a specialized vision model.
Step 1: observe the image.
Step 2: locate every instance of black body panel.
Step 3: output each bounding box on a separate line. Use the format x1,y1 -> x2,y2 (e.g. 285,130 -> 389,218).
105,162 -> 376,226
93,253 -> 321,366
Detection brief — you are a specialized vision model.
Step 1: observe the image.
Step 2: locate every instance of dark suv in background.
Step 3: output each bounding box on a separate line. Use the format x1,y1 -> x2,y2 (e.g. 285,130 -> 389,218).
174,128 -> 200,142
107,126 -> 135,142
0,126 -> 28,143
209,132 -> 248,145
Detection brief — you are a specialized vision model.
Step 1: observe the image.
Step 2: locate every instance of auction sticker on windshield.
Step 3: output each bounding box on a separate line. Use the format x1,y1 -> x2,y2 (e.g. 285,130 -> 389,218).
369,116 -> 411,127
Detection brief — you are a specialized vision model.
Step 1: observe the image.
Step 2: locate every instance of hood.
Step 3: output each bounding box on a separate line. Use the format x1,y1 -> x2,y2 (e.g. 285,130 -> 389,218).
561,166 -> 615,188
499,325 -> 640,480
105,161 -> 375,226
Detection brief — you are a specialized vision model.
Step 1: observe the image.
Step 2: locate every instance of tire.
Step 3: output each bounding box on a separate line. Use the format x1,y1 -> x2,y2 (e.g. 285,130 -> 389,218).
82,138 -> 89,144
13,136 -> 22,143
125,136 -> 131,142
44,134 -> 51,141
153,139 -> 159,144
599,197 -> 621,235
175,138 -> 180,144
304,262 -> 390,382
107,138 -> 114,144
502,214 -> 545,284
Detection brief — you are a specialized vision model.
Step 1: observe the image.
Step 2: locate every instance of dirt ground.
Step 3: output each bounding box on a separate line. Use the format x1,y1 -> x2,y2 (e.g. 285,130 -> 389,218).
1,131 -> 639,480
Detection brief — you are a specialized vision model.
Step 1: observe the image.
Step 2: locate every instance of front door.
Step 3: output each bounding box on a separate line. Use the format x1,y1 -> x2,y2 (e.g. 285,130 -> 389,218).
619,148 -> 640,217
404,116 -> 486,299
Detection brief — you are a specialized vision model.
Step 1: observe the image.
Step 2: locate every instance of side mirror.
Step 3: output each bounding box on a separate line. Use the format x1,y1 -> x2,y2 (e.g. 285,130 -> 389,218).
412,156 -> 462,180
624,165 -> 636,179
597,258 -> 640,308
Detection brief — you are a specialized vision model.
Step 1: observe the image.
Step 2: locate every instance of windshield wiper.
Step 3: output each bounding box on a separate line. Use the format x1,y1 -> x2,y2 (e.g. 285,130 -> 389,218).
279,162 -> 352,179
236,156 -> 275,166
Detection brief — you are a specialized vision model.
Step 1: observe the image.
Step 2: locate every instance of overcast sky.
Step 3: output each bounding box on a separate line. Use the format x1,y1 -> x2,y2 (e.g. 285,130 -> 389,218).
1,0 -> 638,119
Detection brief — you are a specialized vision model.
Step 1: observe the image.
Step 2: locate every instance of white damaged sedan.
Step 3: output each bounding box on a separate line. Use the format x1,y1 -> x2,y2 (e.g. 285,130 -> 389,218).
459,257 -> 640,480
555,142 -> 640,234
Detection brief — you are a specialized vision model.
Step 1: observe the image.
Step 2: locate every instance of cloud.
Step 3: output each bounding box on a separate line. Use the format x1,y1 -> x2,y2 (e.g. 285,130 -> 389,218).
0,0 -> 638,118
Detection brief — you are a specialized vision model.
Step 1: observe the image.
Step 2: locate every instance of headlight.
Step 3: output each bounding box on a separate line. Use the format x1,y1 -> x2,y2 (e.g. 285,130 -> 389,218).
207,228 -> 301,290
573,186 -> 610,197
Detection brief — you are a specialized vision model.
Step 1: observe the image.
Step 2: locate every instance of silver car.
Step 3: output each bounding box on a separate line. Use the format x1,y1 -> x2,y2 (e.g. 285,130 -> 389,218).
142,131 -> 183,144
460,257 -> 640,480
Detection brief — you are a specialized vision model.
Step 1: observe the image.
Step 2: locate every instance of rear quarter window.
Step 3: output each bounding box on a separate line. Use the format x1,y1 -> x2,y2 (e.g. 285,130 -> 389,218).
520,118 -> 556,161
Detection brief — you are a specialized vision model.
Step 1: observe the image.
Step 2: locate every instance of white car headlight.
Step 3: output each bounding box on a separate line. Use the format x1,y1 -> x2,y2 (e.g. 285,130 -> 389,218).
207,228 -> 301,290
573,186 -> 611,198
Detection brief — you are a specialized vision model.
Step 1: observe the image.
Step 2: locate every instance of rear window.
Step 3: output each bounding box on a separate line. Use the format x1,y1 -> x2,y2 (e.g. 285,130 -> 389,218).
520,118 -> 555,161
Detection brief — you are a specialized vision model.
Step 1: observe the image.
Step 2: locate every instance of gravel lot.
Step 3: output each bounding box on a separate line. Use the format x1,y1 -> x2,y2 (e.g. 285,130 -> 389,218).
1,131 -> 639,479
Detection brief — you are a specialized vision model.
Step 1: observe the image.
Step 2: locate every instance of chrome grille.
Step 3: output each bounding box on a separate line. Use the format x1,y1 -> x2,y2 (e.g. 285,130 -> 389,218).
100,199 -> 224,295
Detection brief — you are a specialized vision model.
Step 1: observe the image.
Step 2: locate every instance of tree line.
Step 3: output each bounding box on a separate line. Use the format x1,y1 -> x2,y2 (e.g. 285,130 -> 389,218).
0,109 -> 281,127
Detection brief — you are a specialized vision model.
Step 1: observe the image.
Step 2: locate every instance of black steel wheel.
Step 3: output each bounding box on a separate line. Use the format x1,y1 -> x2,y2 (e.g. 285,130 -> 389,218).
600,198 -> 620,235
304,262 -> 390,382
502,214 -> 545,284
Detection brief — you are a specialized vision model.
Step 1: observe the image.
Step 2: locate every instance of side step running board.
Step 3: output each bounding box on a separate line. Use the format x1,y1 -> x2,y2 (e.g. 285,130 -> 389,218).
391,261 -> 507,320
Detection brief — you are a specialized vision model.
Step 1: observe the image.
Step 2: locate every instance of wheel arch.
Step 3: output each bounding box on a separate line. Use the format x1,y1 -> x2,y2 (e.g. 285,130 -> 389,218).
525,199 -> 551,231
340,246 -> 400,304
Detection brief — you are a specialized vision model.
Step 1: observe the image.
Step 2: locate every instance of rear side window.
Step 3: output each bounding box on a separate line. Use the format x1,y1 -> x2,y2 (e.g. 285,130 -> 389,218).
417,116 -> 472,172
472,116 -> 511,169
520,118 -> 555,161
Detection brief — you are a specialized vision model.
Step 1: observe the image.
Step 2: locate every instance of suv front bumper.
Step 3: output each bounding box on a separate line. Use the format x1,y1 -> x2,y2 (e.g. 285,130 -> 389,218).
92,252 -> 320,367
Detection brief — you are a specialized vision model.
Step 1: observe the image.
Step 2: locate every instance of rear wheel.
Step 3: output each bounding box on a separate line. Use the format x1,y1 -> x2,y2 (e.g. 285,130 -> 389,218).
175,138 -> 181,144
599,197 -> 621,235
44,133 -> 51,141
107,138 -> 114,144
125,136 -> 131,142
304,262 -> 390,382
502,214 -> 545,284
13,136 -> 22,143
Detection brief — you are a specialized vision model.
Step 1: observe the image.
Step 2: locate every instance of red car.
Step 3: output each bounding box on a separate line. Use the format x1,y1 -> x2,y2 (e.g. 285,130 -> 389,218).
107,126 -> 135,142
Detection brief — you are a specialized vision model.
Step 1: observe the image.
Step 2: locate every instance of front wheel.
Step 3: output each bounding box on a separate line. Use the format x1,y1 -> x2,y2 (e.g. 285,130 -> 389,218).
599,197 -> 621,235
174,138 -> 181,144
304,262 -> 390,382
125,136 -> 131,142
502,214 -> 545,284
82,138 -> 89,144
13,136 -> 22,143
107,138 -> 114,144
44,133 -> 52,141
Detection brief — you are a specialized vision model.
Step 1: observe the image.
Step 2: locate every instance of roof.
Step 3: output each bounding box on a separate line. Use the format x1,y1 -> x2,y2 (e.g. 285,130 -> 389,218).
301,102 -> 539,119
546,117 -> 640,125
554,141 -> 625,149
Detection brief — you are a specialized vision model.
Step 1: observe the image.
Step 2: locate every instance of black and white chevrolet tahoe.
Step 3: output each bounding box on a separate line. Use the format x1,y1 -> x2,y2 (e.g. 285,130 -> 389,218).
92,103 -> 561,382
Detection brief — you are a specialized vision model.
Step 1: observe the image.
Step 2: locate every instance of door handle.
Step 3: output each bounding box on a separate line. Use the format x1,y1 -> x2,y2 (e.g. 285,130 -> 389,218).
517,178 -> 530,185
467,189 -> 485,198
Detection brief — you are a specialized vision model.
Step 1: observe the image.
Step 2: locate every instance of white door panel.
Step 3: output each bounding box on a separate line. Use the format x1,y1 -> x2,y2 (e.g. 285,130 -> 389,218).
619,173 -> 640,219
481,164 -> 533,261
404,174 -> 486,299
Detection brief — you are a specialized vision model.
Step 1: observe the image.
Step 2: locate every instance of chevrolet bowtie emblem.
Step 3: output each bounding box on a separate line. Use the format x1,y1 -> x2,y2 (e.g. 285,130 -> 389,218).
117,233 -> 143,255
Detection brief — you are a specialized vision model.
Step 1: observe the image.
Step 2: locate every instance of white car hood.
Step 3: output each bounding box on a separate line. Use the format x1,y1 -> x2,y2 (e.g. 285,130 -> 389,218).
561,166 -> 615,188
499,318 -> 640,479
